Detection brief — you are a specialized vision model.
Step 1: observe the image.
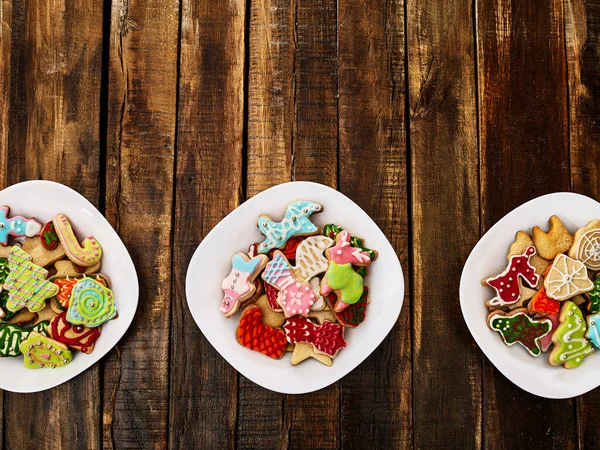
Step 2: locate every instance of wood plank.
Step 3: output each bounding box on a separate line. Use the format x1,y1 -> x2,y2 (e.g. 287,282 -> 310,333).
477,0 -> 577,448
2,0 -> 103,448
102,0 -> 179,448
169,0 -> 245,448
565,0 -> 600,446
408,0 -> 482,447
237,0 -> 294,447
337,0 -> 411,448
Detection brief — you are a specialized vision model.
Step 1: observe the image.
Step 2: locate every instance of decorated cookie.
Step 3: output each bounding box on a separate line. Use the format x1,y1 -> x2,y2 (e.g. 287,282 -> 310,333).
264,283 -> 283,311
549,301 -> 595,368
538,314 -> 560,352
1,308 -> 37,325
49,274 -> 110,310
269,236 -> 305,261
527,287 -> 560,316
485,246 -> 540,308
544,254 -> 594,301
324,288 -> 369,328
256,201 -> 323,254
290,342 -> 333,366
220,252 -> 268,318
66,278 -> 117,327
586,313 -> 600,349
321,261 -> 364,313
52,214 -> 103,267
283,316 -> 347,357
22,235 -> 66,268
262,251 -> 316,317
323,224 -> 378,261
487,308 -> 551,357
586,273 -> 600,314
293,235 -> 334,282
48,312 -> 101,354
40,221 -> 60,250
325,230 -> 373,267
236,305 -> 287,359
532,216 -> 574,260
308,308 -> 338,325
54,259 -> 101,277
507,231 -> 551,285
19,332 -> 73,369
568,219 -> 600,270
0,206 -> 42,245
0,322 -> 47,357
3,246 -> 59,313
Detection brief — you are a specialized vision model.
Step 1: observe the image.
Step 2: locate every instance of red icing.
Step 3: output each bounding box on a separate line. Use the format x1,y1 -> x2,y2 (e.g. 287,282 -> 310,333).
265,283 -> 282,311
236,306 -> 287,359
269,236 -> 304,261
538,313 -> 560,352
486,246 -> 539,306
40,221 -> 59,250
283,316 -> 347,357
529,287 -> 560,315
73,263 -> 87,273
53,275 -> 108,309
49,312 -> 101,354
334,287 -> 369,328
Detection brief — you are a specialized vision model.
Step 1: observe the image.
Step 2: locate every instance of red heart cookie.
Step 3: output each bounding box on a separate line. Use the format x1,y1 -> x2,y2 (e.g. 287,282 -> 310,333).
236,306 -> 287,359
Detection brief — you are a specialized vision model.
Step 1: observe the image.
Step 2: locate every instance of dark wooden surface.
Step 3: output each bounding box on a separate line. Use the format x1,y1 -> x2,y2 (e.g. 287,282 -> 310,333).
1,0 -> 599,448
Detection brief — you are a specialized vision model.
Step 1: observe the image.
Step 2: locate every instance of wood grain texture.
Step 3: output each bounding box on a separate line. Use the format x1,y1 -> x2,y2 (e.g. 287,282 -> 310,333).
0,0 -> 10,189
236,0 -> 295,447
476,0 -> 576,448
103,0 -> 179,448
2,0 -> 103,448
169,0 -> 245,448
337,0 -> 411,448
565,0 -> 600,446
408,0 -> 482,447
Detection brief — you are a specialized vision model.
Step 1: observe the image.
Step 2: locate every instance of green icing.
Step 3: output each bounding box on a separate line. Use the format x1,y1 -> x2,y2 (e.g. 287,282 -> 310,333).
587,274 -> 600,314
0,290 -> 17,321
0,258 -> 9,284
325,262 -> 364,305
337,287 -> 369,327
323,224 -> 377,261
552,302 -> 595,368
355,266 -> 367,278
490,313 -> 550,357
0,321 -> 49,357
20,332 -> 72,369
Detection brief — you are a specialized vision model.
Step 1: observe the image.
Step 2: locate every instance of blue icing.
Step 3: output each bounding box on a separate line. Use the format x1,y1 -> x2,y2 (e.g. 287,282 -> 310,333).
257,201 -> 322,253
586,313 -> 600,349
0,207 -> 37,244
231,253 -> 261,274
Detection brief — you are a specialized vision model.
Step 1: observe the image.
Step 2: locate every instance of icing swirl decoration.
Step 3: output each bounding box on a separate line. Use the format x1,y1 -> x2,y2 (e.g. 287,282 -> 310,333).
488,310 -> 551,357
0,206 -> 42,245
257,201 -> 322,254
50,274 -> 109,310
52,214 -> 103,267
4,246 -> 59,313
19,332 -> 72,369
49,312 -> 101,354
67,278 -> 117,327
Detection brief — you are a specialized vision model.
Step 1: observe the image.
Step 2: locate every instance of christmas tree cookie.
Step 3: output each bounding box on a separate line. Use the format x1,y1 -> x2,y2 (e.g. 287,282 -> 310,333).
549,301 -> 595,368
585,273 -> 600,314
488,308 -> 552,357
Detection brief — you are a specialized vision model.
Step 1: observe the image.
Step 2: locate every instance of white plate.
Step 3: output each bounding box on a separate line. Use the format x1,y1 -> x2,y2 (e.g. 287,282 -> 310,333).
460,192 -> 600,399
0,180 -> 139,393
186,181 -> 404,394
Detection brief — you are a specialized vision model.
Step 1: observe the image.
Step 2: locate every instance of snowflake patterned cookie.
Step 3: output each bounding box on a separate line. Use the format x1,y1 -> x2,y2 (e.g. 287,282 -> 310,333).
544,254 -> 594,301
568,219 -> 600,271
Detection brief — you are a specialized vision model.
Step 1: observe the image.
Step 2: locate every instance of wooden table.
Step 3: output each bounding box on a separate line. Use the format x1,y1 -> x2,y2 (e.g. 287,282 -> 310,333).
0,0 -> 598,448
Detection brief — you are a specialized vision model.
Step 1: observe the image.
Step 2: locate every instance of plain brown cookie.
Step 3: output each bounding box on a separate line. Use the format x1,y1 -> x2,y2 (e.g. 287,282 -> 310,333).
532,216 -> 574,260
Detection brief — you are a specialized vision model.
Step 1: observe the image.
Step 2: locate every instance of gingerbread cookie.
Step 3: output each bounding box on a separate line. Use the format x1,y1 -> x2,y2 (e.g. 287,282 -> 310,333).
544,254 -> 594,301
549,301 -> 595,368
256,201 -> 323,254
220,252 -> 268,318
488,308 -> 552,357
568,219 -> 600,270
532,216 -> 574,260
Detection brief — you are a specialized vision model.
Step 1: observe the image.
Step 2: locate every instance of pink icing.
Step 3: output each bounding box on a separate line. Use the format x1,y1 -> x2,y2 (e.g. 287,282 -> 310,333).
220,271 -> 252,314
328,230 -> 371,265
538,313 -> 560,352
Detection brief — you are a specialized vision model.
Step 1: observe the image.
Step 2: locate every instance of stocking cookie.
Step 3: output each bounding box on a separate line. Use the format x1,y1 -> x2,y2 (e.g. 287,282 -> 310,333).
0,206 -> 42,245
236,305 -> 287,359
220,252 -> 268,318
283,316 -> 347,357
19,332 -> 73,369
67,278 -> 117,327
544,254 -> 594,300
485,246 -> 540,308
262,251 -> 316,317
293,235 -> 333,282
256,201 -> 323,254
549,301 -> 595,368
532,216 -> 574,260
52,214 -> 103,267
487,308 -> 552,356
4,246 -> 59,313
568,219 -> 600,270
48,312 -> 101,354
